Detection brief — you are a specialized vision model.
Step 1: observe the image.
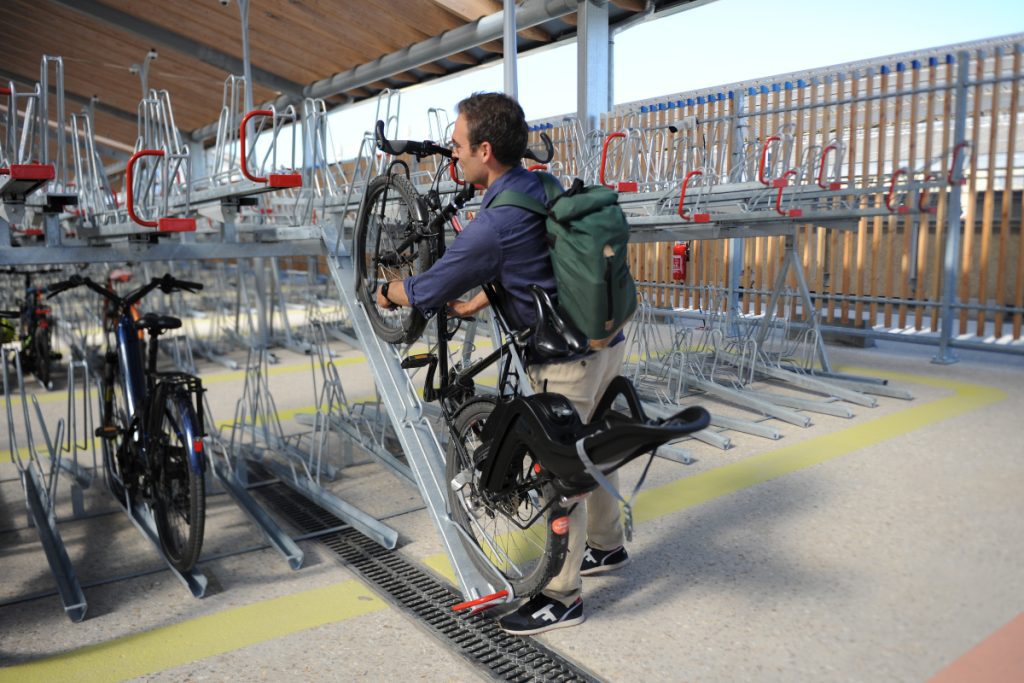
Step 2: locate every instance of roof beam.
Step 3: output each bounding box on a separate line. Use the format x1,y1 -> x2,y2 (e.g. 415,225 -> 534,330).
50,0 -> 305,101
430,0 -> 552,43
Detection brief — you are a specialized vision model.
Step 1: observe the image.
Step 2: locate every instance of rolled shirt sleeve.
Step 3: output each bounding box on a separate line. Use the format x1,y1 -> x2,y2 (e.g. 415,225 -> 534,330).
404,214 -> 502,317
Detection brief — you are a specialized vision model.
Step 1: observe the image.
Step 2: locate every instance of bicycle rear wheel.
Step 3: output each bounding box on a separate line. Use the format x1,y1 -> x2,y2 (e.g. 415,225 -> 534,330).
446,398 -> 569,598
354,173 -> 433,345
99,353 -> 129,501
149,382 -> 205,573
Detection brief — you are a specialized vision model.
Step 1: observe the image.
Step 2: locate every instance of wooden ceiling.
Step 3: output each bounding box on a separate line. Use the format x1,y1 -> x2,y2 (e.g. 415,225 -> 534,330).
1,0 -> 703,163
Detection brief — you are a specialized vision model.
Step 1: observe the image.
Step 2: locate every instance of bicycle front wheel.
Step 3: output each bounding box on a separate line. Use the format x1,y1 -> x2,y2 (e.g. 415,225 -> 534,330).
149,382 -> 206,573
33,326 -> 52,390
354,173 -> 433,345
446,398 -> 570,599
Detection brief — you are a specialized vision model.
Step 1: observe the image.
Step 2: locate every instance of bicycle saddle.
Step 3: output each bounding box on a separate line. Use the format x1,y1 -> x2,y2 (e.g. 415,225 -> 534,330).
477,376 -> 710,498
134,312 -> 182,335
527,284 -> 589,361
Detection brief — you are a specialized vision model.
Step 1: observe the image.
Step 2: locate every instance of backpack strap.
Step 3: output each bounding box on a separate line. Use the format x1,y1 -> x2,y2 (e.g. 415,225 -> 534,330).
487,189 -> 548,215
486,171 -> 568,213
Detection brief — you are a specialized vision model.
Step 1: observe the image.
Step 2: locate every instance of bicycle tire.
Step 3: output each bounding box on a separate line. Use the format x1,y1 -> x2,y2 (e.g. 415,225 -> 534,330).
99,354 -> 128,501
353,173 -> 434,345
149,382 -> 206,573
446,397 -> 569,598
33,326 -> 52,390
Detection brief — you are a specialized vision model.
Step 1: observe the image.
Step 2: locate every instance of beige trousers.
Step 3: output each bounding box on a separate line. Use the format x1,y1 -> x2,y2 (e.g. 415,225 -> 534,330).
527,341 -> 627,605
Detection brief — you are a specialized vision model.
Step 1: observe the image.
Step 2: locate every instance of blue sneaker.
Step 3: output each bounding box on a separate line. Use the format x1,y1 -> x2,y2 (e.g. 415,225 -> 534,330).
498,593 -> 584,635
580,544 -> 630,576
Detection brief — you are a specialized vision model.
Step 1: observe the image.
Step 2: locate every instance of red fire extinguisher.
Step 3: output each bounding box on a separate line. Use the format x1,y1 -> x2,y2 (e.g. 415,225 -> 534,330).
672,242 -> 689,281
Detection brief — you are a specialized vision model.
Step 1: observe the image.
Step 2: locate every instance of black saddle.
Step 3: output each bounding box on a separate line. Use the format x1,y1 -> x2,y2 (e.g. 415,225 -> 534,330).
134,312 -> 182,335
476,376 -> 710,498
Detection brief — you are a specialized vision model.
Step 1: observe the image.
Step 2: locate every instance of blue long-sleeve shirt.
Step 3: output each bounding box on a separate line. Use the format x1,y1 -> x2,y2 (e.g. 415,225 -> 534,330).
405,166 -> 556,329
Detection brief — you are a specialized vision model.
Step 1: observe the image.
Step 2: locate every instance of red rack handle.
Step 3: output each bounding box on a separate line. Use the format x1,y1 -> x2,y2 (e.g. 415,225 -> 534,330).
240,109 -> 273,183
918,172 -> 937,213
775,170 -> 802,217
817,144 -> 842,190
759,135 -> 782,186
948,141 -> 970,186
677,169 -> 704,220
886,167 -> 908,212
600,132 -> 626,188
526,164 -> 548,172
126,149 -> 164,228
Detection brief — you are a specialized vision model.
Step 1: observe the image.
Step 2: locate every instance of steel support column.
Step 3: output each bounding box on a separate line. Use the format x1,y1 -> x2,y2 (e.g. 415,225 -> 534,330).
503,0 -> 519,99
934,51 -> 971,365
577,0 -> 611,135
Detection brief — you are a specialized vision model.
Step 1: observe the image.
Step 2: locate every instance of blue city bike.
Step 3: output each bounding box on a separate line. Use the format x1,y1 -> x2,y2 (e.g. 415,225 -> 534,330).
48,273 -> 208,572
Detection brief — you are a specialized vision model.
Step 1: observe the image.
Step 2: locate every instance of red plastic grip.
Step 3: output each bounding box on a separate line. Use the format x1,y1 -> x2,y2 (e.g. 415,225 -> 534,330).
886,168 -> 908,212
600,132 -> 626,188
240,109 -> 273,183
775,170 -> 802,217
451,589 -> 509,614
677,169 -> 704,220
817,144 -> 842,190
948,141 -> 969,186
126,149 -> 164,228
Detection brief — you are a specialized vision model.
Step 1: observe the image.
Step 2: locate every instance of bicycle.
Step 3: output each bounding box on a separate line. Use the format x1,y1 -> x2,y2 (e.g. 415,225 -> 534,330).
48,273 -> 208,573
354,124 -> 711,600
0,269 -> 63,390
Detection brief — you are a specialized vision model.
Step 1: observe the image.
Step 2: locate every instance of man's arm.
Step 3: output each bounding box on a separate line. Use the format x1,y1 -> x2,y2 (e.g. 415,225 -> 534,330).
448,290 -> 490,318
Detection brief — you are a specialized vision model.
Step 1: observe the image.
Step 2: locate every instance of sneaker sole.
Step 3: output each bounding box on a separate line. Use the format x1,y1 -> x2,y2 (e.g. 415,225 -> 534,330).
580,556 -> 631,576
499,614 -> 585,636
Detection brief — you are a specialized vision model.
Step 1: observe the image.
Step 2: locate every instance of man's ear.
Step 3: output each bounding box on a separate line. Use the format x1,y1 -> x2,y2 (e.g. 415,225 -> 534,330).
477,140 -> 493,163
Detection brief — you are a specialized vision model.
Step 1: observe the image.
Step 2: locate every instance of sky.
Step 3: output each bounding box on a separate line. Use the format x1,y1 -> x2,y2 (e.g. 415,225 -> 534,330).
321,0 -> 1024,161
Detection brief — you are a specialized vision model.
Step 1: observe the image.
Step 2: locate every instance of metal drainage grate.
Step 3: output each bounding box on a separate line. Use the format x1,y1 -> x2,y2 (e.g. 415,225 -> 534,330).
254,480 -> 602,682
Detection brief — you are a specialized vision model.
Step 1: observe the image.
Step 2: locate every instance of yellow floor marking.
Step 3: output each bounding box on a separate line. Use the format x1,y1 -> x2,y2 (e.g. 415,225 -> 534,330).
0,581 -> 386,683
1,369 -> 1007,680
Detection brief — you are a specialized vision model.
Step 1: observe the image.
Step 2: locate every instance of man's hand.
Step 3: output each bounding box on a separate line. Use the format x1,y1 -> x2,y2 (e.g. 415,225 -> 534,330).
447,290 -> 490,318
376,283 -> 397,310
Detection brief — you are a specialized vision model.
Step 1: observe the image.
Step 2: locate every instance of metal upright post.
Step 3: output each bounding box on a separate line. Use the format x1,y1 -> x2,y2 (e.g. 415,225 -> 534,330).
577,0 -> 610,136
727,90 -> 748,337
502,0 -> 518,99
934,51 -> 971,365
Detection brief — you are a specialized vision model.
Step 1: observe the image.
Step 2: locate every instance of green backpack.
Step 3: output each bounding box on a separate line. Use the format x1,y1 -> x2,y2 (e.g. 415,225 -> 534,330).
489,173 -> 637,343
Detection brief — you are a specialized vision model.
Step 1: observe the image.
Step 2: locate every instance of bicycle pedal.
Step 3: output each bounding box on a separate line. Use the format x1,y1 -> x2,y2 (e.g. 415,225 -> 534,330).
401,353 -> 436,369
94,425 -> 120,440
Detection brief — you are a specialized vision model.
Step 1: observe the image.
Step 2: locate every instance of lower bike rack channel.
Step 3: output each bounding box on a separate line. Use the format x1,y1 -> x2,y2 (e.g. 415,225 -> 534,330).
253,474 -> 602,683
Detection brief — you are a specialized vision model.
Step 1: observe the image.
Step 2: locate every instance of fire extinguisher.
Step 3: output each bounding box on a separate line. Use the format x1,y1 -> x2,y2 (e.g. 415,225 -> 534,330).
672,242 -> 689,281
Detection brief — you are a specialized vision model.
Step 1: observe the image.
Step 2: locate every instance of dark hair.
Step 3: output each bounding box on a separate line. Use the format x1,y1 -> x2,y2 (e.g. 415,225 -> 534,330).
456,92 -> 528,166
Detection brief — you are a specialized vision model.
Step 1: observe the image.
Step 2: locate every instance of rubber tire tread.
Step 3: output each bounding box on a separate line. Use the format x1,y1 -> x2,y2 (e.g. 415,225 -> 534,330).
353,173 -> 433,345
149,382 -> 206,573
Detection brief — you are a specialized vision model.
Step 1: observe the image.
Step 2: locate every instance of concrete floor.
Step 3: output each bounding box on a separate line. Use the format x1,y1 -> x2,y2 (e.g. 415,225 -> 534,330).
0,334 -> 1022,682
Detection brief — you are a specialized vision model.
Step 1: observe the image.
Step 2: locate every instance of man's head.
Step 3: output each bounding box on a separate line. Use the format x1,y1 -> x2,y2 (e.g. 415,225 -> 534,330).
452,92 -> 528,186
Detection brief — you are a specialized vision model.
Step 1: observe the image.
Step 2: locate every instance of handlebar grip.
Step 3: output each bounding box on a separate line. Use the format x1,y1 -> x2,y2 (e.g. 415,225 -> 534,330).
375,120 -> 400,155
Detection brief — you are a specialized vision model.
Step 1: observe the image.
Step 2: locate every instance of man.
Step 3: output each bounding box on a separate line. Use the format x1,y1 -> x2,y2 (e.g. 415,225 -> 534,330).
375,92 -> 629,636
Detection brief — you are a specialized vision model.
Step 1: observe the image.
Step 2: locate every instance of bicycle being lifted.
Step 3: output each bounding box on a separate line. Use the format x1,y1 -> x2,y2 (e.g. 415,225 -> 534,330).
353,122 -> 710,600
48,273 -> 208,573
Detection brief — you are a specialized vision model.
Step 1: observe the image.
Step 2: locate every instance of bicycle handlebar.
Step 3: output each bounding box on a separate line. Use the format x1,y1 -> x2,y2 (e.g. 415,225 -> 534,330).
47,274 -> 203,309
374,120 -> 554,165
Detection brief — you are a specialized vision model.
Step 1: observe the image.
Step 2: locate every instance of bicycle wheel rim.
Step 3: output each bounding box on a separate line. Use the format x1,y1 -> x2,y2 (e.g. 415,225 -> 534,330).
446,399 -> 568,597
354,174 -> 430,344
151,389 -> 205,572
